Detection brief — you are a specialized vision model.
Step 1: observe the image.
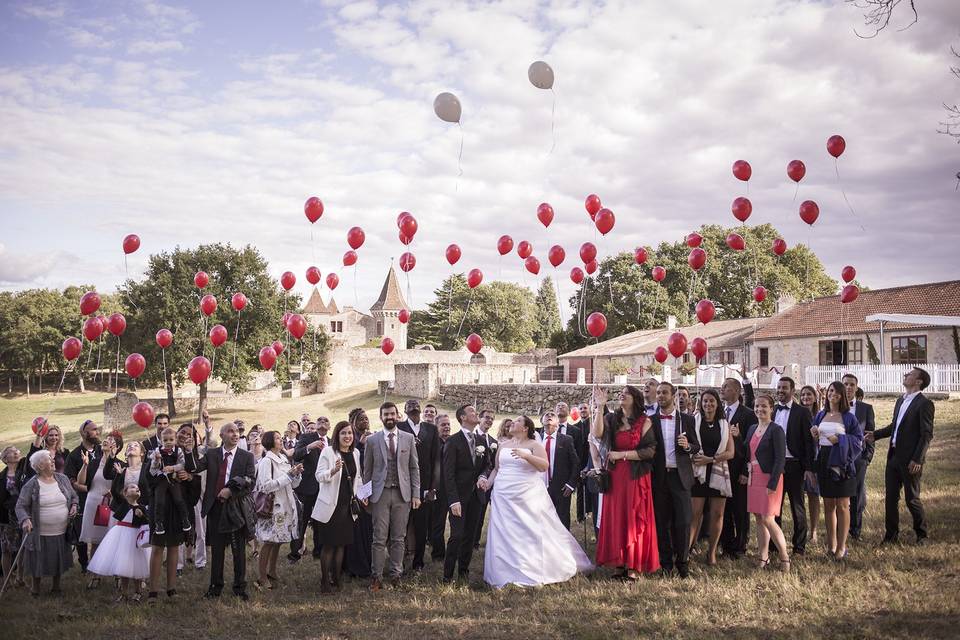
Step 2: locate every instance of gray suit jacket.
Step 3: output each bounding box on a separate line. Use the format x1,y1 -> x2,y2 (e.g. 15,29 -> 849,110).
363,429 -> 420,503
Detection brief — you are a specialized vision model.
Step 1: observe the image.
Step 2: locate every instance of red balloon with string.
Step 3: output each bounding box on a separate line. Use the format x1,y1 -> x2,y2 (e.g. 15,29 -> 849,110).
772,238 -> 787,256
399,230 -> 412,246
840,284 -> 859,303
259,346 -> 278,369
586,312 -> 607,338
306,266 -> 321,285
194,271 -> 209,289
725,233 -> 745,251
280,271 -> 296,291
272,340 -> 284,356
32,417 -> 49,437
695,299 -> 715,324
732,160 -> 751,181
83,317 -> 103,342
398,309 -> 410,324
594,208 -> 615,235
62,337 -> 82,361
132,402 -> 155,428
107,312 -> 126,336
467,269 -> 483,288
398,214 -> 418,239
286,314 -> 307,340
187,356 -> 211,385
690,337 -> 708,361
753,286 -> 767,302
79,291 -> 101,316
667,332 -> 688,358
465,333 -> 484,354
156,329 -> 173,349
343,251 -> 358,267
579,242 -> 597,264
122,234 -> 140,254
537,203 -> 554,228
570,267 -> 584,284
497,235 -> 514,256
209,324 -> 228,348
399,252 -> 416,272
841,265 -> 856,283
548,245 -> 565,268
524,256 -> 541,275
787,160 -> 806,182
304,197 -> 324,223
688,248 -> 706,271
654,347 -> 668,364
799,200 -> 820,226
585,194 -> 601,220
827,135 -> 846,158
634,247 -> 648,265
445,244 -> 462,266
326,273 -> 339,290
652,266 -> 666,282
231,293 -> 247,312
686,233 -> 702,248
125,353 -> 146,378
200,295 -> 217,316
347,226 -> 365,250
732,197 -> 752,223
584,260 -> 598,275
381,337 -> 395,355
517,241 -> 533,259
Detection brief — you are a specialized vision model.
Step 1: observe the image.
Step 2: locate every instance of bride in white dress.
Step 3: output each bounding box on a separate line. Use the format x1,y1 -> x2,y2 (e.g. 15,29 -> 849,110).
480,416 -> 593,589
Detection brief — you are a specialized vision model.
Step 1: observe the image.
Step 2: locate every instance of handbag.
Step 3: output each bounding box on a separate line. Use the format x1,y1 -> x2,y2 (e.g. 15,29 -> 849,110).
93,495 -> 112,527
254,460 -> 275,519
594,465 -> 612,494
136,525 -> 151,549
340,452 -> 362,519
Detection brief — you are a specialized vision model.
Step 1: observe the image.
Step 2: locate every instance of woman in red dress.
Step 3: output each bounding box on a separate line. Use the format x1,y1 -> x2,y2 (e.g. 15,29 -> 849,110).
590,385 -> 659,579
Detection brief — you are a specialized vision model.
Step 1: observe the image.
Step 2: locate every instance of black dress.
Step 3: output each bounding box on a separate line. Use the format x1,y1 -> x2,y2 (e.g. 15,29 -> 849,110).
691,418 -> 723,498
344,443 -> 373,577
317,452 -> 356,547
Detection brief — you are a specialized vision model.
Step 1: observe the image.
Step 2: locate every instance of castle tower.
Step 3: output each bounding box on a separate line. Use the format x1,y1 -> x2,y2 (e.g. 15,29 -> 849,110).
370,265 -> 408,350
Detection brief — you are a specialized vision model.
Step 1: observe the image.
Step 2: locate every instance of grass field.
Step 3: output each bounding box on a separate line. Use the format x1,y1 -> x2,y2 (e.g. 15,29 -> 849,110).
1,394 -> 959,639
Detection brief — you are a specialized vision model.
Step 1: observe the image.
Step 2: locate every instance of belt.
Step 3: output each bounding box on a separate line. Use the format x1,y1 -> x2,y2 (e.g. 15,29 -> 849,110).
116,520 -> 136,528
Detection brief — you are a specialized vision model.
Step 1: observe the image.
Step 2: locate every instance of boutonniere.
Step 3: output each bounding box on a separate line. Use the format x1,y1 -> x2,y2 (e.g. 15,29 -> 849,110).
489,441 -> 498,450
475,445 -> 486,456
414,436 -> 422,446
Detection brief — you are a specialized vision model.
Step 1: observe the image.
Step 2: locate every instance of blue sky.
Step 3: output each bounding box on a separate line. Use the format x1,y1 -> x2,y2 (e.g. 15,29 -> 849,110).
1,0 -> 959,314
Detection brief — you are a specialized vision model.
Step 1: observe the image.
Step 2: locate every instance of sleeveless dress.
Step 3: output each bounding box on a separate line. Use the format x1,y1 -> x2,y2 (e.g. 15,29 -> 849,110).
595,424 -> 660,574
747,429 -> 783,516
483,446 -> 593,588
88,508 -> 151,579
80,459 -> 112,544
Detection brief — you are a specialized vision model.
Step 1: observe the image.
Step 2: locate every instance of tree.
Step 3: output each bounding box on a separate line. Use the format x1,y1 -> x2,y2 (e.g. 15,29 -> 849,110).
848,0 -> 917,38
532,277 -> 562,348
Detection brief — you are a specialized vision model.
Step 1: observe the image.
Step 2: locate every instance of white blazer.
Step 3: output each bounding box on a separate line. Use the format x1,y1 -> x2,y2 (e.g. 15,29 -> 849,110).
311,446 -> 363,524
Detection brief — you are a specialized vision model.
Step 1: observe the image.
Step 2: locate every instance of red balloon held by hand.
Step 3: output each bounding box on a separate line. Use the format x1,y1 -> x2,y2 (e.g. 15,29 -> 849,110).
286,314 -> 307,340
799,200 -> 820,226
381,337 -> 395,355
125,353 -> 146,378
398,309 -> 410,324
594,208 -> 615,235
772,238 -> 787,256
347,226 -> 365,250
537,203 -> 554,228
83,317 -> 103,342
209,324 -> 228,348
690,337 -> 708,361
497,235 -> 513,256
465,333 -> 484,354
231,292 -> 247,312
280,271 -> 296,291
654,347 -> 668,364
667,332 -> 688,358
827,135 -> 846,158
343,250 -> 358,267
686,233 -> 702,248
79,291 -> 101,316
688,248 -> 706,271
194,271 -> 209,289
695,299 -> 715,325
732,160 -> 751,181
467,268 -> 483,289
187,356 -> 211,385
579,242 -> 597,264
107,312 -> 126,336
732,197 -> 752,223
200,294 -> 217,316
326,273 -> 339,290
517,241 -> 533,259
548,245 -> 565,268
841,265 -> 857,283
62,337 -> 82,361
399,252 -> 416,272
304,197 -> 324,223
634,247 -> 648,265
155,329 -> 173,349
787,160 -> 806,182
306,266 -> 321,285
725,233 -> 745,251
259,346 -> 278,370
122,234 -> 140,255
585,194 -> 602,220
132,402 -> 155,429
586,312 -> 607,338
570,267 -> 584,284
445,244 -> 462,266
524,256 -> 541,275
753,286 -> 767,302
32,416 -> 49,436
840,284 -> 859,304
584,260 -> 598,275
652,266 -> 666,282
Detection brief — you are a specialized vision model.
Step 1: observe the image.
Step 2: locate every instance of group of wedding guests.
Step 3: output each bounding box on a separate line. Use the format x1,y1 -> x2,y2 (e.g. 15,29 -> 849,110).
0,365 -> 935,598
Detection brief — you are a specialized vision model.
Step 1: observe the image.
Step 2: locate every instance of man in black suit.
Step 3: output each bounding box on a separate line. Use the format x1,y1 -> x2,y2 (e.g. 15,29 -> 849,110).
867,366 -> 935,544
289,419 -> 330,562
442,405 -> 490,583
650,382 -> 700,578
771,376 -> 813,555
188,422 -> 257,600
141,412 -> 170,453
843,374 -> 876,541
556,402 -> 587,523
471,408 -> 498,548
63,419 -> 102,573
540,410 -> 579,530
430,414 -> 452,560
399,399 -> 442,571
719,376 -> 758,559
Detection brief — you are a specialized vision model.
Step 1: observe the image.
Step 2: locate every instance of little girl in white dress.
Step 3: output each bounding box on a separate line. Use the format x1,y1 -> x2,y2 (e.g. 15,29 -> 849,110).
87,483 -> 151,601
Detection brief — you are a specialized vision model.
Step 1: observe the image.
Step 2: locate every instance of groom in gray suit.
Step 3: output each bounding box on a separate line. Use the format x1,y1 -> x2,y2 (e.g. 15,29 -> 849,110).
364,402 -> 421,590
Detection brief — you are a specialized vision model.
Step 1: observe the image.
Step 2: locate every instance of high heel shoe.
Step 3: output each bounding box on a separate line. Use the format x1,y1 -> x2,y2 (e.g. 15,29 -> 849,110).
758,557 -> 770,570
778,558 -> 791,573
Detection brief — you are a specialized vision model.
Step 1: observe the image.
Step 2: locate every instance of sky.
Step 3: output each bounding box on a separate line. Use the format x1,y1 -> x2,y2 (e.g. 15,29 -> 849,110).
1,0 -> 958,314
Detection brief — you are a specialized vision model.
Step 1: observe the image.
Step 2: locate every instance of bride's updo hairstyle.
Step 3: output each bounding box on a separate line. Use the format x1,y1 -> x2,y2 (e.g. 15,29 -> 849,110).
514,415 -> 536,439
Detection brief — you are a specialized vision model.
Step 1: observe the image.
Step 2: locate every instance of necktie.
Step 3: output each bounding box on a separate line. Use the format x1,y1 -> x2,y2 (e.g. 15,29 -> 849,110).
726,406 -> 733,422
776,405 -> 789,413
388,432 -> 396,457
545,435 -> 553,480
215,450 -> 231,493
467,432 -> 475,462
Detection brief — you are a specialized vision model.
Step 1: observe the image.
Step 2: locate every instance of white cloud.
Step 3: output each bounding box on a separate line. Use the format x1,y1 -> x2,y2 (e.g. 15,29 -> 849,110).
127,39 -> 185,55
15,1 -> 67,21
65,26 -> 113,49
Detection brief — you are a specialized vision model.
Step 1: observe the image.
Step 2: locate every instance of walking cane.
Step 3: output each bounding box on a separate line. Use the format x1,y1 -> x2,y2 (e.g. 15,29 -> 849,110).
0,535 -> 28,599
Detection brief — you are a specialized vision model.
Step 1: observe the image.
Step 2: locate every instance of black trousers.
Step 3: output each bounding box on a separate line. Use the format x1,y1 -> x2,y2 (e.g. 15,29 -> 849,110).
207,504 -> 247,593
721,475 -> 750,554
409,498 -> 432,569
849,459 -> 869,537
549,489 -> 572,530
774,459 -> 807,552
473,493 -> 489,547
653,470 -> 693,571
290,492 -> 321,558
444,493 -> 481,579
884,455 -> 927,540
430,493 -> 447,559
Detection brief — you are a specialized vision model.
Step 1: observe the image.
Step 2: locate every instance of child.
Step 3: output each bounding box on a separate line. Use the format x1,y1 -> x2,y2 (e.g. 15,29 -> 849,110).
88,483 -> 151,602
149,427 -> 192,535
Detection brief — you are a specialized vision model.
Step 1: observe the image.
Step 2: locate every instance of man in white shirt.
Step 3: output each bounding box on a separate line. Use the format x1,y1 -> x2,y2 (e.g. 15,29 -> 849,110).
771,377 -> 813,555
472,409 -> 497,547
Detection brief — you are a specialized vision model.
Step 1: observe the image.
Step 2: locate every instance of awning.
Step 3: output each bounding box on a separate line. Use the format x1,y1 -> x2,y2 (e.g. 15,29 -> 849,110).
864,313 -> 960,327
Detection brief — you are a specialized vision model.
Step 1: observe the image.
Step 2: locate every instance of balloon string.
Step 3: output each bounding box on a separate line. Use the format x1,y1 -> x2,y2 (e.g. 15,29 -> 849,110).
405,270 -> 413,310
607,274 -> 622,317
549,88 -> 557,155
792,182 -> 799,203
211,349 -> 216,378
122,255 -> 139,310
455,288 -> 475,341
162,349 -> 168,389
232,309 -> 241,371
835,159 -> 866,232
95,337 -> 103,383
114,336 -> 121,399
454,122 -> 464,194
311,227 -> 316,265
354,263 -> 358,308
554,272 -> 565,328
445,277 -> 454,332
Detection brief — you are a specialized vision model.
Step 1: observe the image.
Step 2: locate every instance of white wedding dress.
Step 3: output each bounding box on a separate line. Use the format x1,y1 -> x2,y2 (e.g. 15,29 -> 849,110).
483,447 -> 594,589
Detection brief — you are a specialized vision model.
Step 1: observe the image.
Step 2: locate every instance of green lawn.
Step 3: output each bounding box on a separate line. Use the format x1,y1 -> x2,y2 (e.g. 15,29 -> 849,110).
1,396 -> 958,639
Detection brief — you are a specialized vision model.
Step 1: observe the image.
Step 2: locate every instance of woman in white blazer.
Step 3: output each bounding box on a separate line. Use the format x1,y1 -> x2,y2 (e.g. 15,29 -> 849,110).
311,420 -> 363,593
254,431 -> 303,590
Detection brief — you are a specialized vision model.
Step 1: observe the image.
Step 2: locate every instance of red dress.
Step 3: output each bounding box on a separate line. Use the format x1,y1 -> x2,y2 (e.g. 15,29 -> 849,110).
596,422 -> 660,573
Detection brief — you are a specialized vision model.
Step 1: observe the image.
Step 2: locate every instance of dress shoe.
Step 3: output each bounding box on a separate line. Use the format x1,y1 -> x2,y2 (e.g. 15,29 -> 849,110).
369,578 -> 382,592
677,563 -> 690,579
235,591 -> 250,601
203,588 -> 221,599
915,536 -> 927,546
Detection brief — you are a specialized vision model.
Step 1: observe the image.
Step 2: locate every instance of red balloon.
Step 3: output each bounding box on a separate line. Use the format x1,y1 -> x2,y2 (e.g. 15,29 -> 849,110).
732,197 -> 752,223
187,356 -> 211,385
586,312 -> 607,338
194,271 -> 209,289
840,284 -> 859,304
445,244 -> 462,266
62,337 -> 82,361
594,208 -> 615,235
125,353 -> 146,379
347,226 -> 365,250
688,248 -> 706,271
305,197 -> 324,223
398,309 -> 410,323
579,242 -> 597,264
799,200 -> 820,226
272,340 -> 284,356
79,291 -> 101,316
280,271 -> 296,291
107,312 -> 126,336
132,402 -> 155,428
654,347 -> 668,364
497,235 -> 514,256
732,160 -> 752,181
286,314 -> 307,340
584,260 -> 598,275
281,312 -> 292,328
634,247 -> 648,265
667,332 -> 688,358
686,233 -> 702,248
200,294 -> 217,316
306,266 -> 321,285
326,273 -> 339,290
585,194 -> 602,219
399,230 -> 412,245
122,234 -> 140,255
155,328 -> 173,349
695,299 -> 715,324
97,315 -> 109,333
397,211 -> 412,227
753,286 -> 767,302
772,238 -> 788,256
841,265 -> 857,283
381,337 -> 395,355
399,252 -> 416,272
209,324 -> 228,348
32,417 -> 49,436
570,267 -> 584,284
524,256 -> 541,275
787,160 -> 806,182
652,266 -> 666,282
548,245 -> 565,268
827,135 -> 846,158
467,268 -> 483,288
343,250 -> 358,267
399,214 -> 418,239
537,202 -> 554,228
83,317 -> 103,342
465,333 -> 483,354
725,233 -> 746,251
231,292 -> 247,312
259,346 -> 278,370
517,241 -> 533,259
690,337 -> 708,361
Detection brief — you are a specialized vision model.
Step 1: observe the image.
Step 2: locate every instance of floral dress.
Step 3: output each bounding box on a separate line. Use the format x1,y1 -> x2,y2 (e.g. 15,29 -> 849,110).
254,451 -> 302,543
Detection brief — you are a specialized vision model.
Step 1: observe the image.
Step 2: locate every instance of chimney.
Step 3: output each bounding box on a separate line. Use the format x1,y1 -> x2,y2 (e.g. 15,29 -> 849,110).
666,315 -> 677,331
775,295 -> 796,315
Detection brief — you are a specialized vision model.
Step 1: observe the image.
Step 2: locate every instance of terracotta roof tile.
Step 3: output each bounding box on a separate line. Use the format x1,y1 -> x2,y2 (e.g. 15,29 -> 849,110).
302,288 -> 329,314
370,265 -> 408,311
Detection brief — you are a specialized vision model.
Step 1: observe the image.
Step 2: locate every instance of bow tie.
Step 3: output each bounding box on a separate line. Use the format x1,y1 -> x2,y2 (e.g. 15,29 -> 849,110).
645,405 -> 655,411
659,414 -> 674,420
162,448 -> 173,454
775,405 -> 789,412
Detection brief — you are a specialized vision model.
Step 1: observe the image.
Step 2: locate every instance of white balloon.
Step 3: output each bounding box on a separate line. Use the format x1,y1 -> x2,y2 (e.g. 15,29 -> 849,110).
433,92 -> 462,123
527,61 -> 554,90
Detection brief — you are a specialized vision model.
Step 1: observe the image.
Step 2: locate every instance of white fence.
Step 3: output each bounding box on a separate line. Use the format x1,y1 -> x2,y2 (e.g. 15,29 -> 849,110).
805,364 -> 960,394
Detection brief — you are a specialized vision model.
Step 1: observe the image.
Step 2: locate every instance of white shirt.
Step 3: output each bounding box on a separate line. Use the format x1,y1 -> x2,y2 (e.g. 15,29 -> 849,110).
724,401 -> 740,424
644,402 -> 658,417
407,418 -> 420,438
543,431 -> 557,484
659,412 -> 678,469
773,401 -> 795,459
893,391 -> 920,446
237,436 -> 248,451
222,445 -> 237,478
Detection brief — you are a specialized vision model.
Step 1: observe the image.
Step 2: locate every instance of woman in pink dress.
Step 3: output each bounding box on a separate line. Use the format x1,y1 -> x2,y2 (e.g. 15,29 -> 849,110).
742,394 -> 790,572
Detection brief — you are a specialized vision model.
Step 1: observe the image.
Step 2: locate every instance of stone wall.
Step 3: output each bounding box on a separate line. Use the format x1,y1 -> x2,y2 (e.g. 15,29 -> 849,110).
434,383 -> 625,414
393,363 -> 541,399
103,386 -> 286,431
